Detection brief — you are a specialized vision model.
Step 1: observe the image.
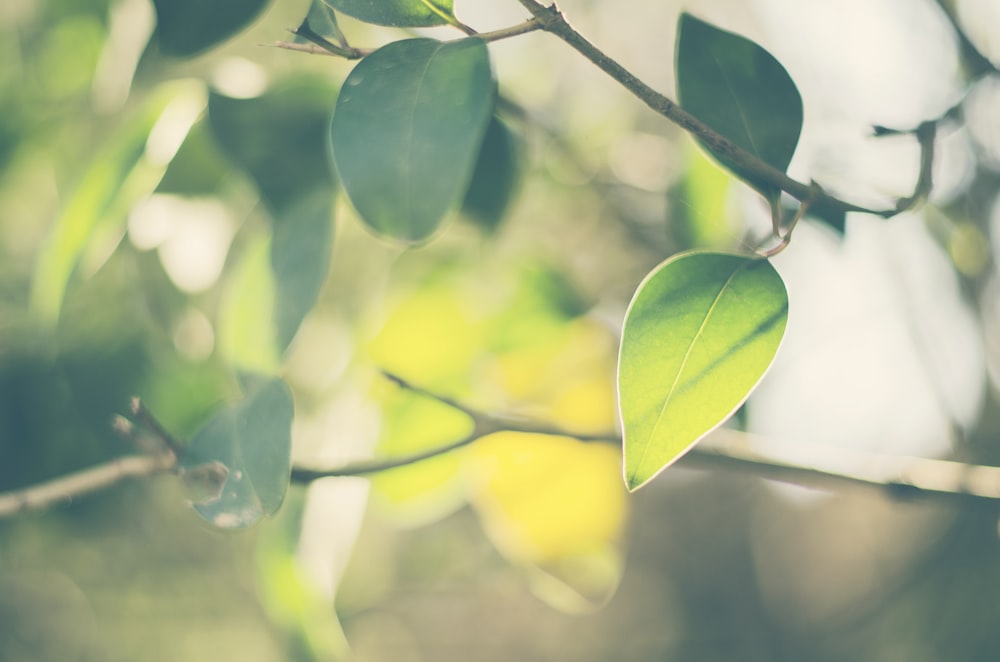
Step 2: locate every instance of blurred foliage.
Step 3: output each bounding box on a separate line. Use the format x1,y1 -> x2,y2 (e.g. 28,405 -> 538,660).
2,0 -> 1000,661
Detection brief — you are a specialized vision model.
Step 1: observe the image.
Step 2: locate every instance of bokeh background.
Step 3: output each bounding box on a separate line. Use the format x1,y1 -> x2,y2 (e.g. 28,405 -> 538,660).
3,0 -> 1000,660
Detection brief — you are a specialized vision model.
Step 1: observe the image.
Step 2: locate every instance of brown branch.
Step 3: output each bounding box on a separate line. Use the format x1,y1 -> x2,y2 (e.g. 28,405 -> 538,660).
290,372 -> 1000,505
513,0 -> 936,218
0,453 -> 175,518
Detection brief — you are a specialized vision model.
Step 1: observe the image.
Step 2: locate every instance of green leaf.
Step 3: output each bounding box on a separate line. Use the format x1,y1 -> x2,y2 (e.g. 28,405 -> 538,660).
297,0 -> 347,46
152,0 -> 270,57
331,38 -> 495,242
618,251 -> 788,491
180,376 -> 294,529
675,13 -> 802,198
461,115 -> 522,233
207,77 -> 338,215
811,199 -> 847,236
272,192 -> 334,351
326,0 -> 454,27
30,81 -> 205,325
218,196 -> 332,372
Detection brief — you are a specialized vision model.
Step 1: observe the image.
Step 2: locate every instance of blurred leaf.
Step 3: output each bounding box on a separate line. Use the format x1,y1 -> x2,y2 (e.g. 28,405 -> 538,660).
465,432 -> 626,563
675,13 -> 802,200
526,548 -> 623,614
207,78 -> 338,215
156,121 -> 230,196
368,280 -> 484,389
152,0 -> 270,57
619,251 -> 787,491
331,38 -> 494,242
181,376 -> 294,529
671,140 -> 736,249
219,196 -> 332,370
30,81 -> 205,325
272,193 -> 334,352
370,389 -> 474,527
297,0 -> 347,45
219,234 -> 280,373
811,199 -> 848,235
461,115 -> 522,233
490,318 -> 617,436
327,0 -> 454,27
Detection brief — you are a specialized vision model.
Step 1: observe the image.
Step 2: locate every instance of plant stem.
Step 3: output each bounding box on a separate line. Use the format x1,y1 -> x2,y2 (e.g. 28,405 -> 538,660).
0,453 -> 175,518
513,0 -> 936,219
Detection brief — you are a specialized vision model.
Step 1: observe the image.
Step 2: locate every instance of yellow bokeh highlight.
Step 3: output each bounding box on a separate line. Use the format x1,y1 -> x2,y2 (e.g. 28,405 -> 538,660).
368,284 -> 484,388
370,389 -> 475,527
490,318 -> 618,435
464,432 -> 627,563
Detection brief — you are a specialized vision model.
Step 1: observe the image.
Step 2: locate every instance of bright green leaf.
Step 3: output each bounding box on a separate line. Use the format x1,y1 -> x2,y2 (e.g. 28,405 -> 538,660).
152,0 -> 270,57
618,251 -> 788,491
331,38 -> 495,242
180,376 -> 294,529
675,13 -> 803,198
327,0 -> 454,27
461,115 -> 522,233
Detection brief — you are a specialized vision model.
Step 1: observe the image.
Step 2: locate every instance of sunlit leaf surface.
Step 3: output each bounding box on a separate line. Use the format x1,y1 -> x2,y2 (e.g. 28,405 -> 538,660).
327,0 -> 455,27
618,251 -> 788,491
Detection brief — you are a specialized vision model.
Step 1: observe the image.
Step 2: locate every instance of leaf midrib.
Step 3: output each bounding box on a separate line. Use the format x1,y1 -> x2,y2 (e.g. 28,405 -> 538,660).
400,41 -> 446,238
634,264 -> 744,476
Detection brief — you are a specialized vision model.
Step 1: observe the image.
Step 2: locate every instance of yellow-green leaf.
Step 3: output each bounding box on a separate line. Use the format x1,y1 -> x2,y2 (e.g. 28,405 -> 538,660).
618,251 -> 788,491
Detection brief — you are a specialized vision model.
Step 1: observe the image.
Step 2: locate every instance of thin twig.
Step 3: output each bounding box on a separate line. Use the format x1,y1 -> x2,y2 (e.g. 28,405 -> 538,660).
130,397 -> 184,455
289,372 -> 1000,505
0,454 -> 175,518
513,0 -> 936,219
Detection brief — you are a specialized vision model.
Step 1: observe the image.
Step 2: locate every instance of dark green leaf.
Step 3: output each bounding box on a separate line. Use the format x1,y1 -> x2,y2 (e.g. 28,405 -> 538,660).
675,13 -> 803,198
180,377 -> 294,529
810,200 -> 847,236
272,192 -> 333,351
461,115 -> 522,233
618,251 -> 788,491
331,38 -> 495,242
327,0 -> 454,27
152,0 -> 270,57
298,0 -> 347,46
156,121 -> 230,196
208,76 -> 338,215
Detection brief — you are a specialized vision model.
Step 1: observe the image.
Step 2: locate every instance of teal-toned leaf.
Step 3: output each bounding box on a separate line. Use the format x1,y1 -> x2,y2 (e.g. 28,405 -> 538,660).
675,13 -> 802,198
217,196 -> 332,372
327,0 -> 454,27
461,115 -> 522,233
297,0 -> 347,47
180,376 -> 294,529
208,76 -> 338,215
811,200 -> 847,236
331,38 -> 495,242
152,0 -> 270,57
618,251 -> 788,491
272,192 -> 333,351
156,121 -> 230,196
